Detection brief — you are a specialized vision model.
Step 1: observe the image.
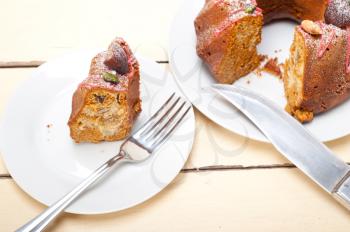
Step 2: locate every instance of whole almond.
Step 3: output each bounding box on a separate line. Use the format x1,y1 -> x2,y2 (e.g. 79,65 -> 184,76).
301,20 -> 322,35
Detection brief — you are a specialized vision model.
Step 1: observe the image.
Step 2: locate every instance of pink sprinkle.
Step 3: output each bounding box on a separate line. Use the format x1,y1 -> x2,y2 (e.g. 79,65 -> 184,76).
231,8 -> 244,15
255,7 -> 263,14
317,23 -> 336,58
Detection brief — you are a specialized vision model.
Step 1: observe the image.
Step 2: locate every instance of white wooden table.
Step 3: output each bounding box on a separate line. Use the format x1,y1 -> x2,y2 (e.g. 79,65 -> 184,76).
1,0 -> 350,231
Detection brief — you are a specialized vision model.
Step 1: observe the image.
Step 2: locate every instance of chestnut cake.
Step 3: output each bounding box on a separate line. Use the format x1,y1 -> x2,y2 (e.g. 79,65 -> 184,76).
195,0 -> 263,84
284,22 -> 350,122
194,0 -> 328,84
195,0 -> 350,122
68,38 -> 141,143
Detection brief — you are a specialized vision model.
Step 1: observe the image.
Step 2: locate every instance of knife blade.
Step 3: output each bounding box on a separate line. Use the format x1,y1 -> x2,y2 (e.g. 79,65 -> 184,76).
211,84 -> 350,210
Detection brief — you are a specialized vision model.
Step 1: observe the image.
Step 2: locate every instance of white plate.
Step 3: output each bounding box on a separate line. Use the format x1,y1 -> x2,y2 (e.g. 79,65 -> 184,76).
169,0 -> 350,142
0,51 -> 195,214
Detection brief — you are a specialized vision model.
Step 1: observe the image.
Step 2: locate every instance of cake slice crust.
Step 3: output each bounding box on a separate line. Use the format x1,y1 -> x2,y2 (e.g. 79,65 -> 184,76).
195,0 -> 263,84
68,38 -> 141,143
284,22 -> 350,122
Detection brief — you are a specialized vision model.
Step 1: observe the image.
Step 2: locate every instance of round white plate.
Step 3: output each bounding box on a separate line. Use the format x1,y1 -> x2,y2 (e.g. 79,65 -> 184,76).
169,0 -> 350,142
0,51 -> 195,214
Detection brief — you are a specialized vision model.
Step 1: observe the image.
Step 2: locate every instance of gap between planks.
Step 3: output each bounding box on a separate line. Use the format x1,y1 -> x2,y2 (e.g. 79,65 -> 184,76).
2,162 -> 350,179
0,174 -> 11,179
0,164 -> 299,179
0,60 -> 169,68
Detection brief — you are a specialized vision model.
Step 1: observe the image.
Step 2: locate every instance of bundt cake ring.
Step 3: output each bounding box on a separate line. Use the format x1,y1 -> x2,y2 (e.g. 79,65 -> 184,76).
194,0 -> 350,122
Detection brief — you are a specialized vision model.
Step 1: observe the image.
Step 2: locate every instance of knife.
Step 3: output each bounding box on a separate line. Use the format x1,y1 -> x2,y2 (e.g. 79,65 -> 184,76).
211,84 -> 350,210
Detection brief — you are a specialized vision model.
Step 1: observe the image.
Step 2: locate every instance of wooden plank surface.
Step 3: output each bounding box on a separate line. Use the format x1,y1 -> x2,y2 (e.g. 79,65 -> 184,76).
1,169 -> 350,232
0,0 -> 182,62
0,68 -> 32,174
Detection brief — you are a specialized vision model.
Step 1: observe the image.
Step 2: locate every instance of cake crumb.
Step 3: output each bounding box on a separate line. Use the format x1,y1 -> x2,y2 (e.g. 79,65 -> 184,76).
259,54 -> 268,62
254,68 -> 263,78
46,124 -> 53,128
262,57 -> 282,79
274,49 -> 283,53
246,80 -> 251,84
254,55 -> 283,79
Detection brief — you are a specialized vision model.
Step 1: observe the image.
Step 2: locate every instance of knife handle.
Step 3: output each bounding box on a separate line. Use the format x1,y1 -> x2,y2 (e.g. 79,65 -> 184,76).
333,174 -> 350,210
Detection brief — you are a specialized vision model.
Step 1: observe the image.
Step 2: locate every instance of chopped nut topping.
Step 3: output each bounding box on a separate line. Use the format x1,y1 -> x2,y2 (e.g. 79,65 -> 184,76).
301,20 -> 323,35
102,72 -> 119,84
244,4 -> 256,14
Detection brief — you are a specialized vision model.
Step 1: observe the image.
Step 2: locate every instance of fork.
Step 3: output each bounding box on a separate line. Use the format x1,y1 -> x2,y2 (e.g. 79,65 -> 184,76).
17,93 -> 191,232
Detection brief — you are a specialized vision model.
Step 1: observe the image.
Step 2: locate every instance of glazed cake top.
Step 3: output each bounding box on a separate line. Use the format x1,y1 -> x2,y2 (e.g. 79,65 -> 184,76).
80,38 -> 139,92
195,0 -> 262,51
196,0 -> 262,31
325,0 -> 350,28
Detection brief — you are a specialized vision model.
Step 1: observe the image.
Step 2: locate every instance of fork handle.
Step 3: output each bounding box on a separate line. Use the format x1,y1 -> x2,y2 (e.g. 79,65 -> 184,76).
16,152 -> 126,232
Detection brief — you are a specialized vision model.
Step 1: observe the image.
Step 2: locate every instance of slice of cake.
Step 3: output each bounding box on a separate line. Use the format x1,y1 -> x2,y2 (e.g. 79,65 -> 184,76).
284,21 -> 350,122
194,0 -> 263,84
68,38 -> 141,143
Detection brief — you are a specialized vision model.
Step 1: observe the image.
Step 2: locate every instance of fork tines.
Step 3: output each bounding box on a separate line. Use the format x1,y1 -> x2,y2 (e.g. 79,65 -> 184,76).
133,93 -> 191,151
